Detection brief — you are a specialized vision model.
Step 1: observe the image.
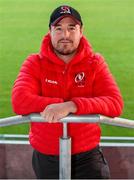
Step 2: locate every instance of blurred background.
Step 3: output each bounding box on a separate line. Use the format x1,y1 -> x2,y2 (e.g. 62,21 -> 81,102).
0,0 -> 134,135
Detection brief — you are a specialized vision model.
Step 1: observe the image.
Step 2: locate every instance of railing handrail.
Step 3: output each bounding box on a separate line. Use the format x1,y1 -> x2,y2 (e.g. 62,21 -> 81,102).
1,134 -> 134,141
0,113 -> 134,128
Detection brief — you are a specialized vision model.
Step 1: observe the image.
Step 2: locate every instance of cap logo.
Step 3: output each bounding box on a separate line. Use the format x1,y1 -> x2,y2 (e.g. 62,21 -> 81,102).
60,6 -> 71,14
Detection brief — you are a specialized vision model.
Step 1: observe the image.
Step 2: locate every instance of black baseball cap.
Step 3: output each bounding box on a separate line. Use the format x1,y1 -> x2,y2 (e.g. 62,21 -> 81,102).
49,5 -> 83,28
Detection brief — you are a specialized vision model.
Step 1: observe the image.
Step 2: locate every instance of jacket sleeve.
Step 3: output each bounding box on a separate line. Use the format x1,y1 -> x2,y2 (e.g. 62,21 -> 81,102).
71,54 -> 124,117
11,54 -> 64,115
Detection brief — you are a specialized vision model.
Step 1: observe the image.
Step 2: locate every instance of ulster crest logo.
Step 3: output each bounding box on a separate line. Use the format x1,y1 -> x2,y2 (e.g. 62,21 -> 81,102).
75,72 -> 85,87
60,6 -> 71,14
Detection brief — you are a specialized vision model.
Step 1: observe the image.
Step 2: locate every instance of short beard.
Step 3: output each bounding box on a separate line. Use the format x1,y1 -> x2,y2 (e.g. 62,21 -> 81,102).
54,48 -> 77,55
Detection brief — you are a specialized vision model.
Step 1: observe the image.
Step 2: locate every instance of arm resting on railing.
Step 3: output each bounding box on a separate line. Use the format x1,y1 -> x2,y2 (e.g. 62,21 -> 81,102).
0,114 -> 134,128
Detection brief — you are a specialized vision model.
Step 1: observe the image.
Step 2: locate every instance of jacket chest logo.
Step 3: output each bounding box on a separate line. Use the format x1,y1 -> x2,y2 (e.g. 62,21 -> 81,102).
45,78 -> 58,85
75,72 -> 85,87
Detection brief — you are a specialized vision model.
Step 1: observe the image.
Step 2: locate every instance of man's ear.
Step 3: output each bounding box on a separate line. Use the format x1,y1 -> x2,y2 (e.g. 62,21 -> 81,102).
48,29 -> 52,37
80,25 -> 84,38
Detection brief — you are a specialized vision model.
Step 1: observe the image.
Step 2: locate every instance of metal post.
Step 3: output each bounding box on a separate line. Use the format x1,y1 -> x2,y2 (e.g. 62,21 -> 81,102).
59,122 -> 71,180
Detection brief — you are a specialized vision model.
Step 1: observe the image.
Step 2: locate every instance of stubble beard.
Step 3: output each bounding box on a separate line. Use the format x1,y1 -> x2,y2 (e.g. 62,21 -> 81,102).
54,44 -> 77,56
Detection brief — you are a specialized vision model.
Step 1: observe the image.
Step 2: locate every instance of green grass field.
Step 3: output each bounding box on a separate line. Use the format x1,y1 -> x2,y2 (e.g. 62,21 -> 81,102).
0,0 -> 134,136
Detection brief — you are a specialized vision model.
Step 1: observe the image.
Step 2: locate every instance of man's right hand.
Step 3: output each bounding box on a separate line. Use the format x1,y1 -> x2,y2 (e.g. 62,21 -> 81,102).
40,101 -> 77,123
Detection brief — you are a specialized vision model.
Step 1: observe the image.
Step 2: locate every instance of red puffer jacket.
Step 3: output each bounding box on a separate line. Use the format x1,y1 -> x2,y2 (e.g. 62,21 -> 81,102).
12,34 -> 123,155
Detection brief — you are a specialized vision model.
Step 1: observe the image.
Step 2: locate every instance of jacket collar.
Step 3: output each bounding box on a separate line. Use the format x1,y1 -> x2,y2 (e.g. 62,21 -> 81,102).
40,33 -> 93,65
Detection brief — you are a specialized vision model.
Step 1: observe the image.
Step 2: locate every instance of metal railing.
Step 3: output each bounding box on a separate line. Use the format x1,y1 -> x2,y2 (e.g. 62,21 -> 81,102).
0,113 -> 134,128
0,113 -> 134,179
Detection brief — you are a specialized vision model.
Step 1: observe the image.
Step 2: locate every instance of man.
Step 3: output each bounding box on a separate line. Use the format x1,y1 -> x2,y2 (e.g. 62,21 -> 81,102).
12,5 -> 123,179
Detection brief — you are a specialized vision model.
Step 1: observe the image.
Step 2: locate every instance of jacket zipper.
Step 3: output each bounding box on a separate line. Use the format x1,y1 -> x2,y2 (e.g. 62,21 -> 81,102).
62,65 -> 68,101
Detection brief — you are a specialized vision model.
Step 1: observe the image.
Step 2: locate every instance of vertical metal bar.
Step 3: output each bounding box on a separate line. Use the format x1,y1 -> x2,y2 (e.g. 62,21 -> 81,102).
59,123 -> 71,180
63,122 -> 68,138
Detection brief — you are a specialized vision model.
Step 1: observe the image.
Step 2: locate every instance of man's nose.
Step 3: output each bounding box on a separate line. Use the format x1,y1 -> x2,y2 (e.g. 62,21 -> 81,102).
62,29 -> 70,38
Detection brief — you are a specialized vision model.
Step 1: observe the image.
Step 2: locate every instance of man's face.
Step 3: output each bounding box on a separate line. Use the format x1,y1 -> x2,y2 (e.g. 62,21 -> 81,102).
50,17 -> 83,56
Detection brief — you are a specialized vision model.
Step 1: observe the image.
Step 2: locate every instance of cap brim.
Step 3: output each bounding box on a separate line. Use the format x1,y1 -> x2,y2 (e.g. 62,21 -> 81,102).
51,14 -> 81,26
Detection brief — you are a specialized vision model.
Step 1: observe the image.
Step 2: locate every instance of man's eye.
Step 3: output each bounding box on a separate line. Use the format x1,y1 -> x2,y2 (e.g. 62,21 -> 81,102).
55,27 -> 62,31
69,27 -> 76,31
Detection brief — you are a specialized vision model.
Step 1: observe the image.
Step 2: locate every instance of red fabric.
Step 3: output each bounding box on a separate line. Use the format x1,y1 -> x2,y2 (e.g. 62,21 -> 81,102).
12,34 -> 123,155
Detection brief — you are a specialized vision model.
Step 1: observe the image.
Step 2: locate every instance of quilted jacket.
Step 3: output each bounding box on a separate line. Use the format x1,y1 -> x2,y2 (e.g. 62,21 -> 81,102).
12,34 -> 123,155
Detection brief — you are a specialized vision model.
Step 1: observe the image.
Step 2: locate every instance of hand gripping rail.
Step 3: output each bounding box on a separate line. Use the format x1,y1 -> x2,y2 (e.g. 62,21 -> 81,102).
0,113 -> 134,128
0,113 -> 134,179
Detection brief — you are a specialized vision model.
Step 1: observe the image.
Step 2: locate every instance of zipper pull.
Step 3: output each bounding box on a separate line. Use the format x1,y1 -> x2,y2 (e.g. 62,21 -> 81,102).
62,65 -> 68,74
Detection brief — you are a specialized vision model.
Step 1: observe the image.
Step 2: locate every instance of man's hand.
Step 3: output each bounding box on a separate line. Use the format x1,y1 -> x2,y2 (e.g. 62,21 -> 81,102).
40,101 -> 77,123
